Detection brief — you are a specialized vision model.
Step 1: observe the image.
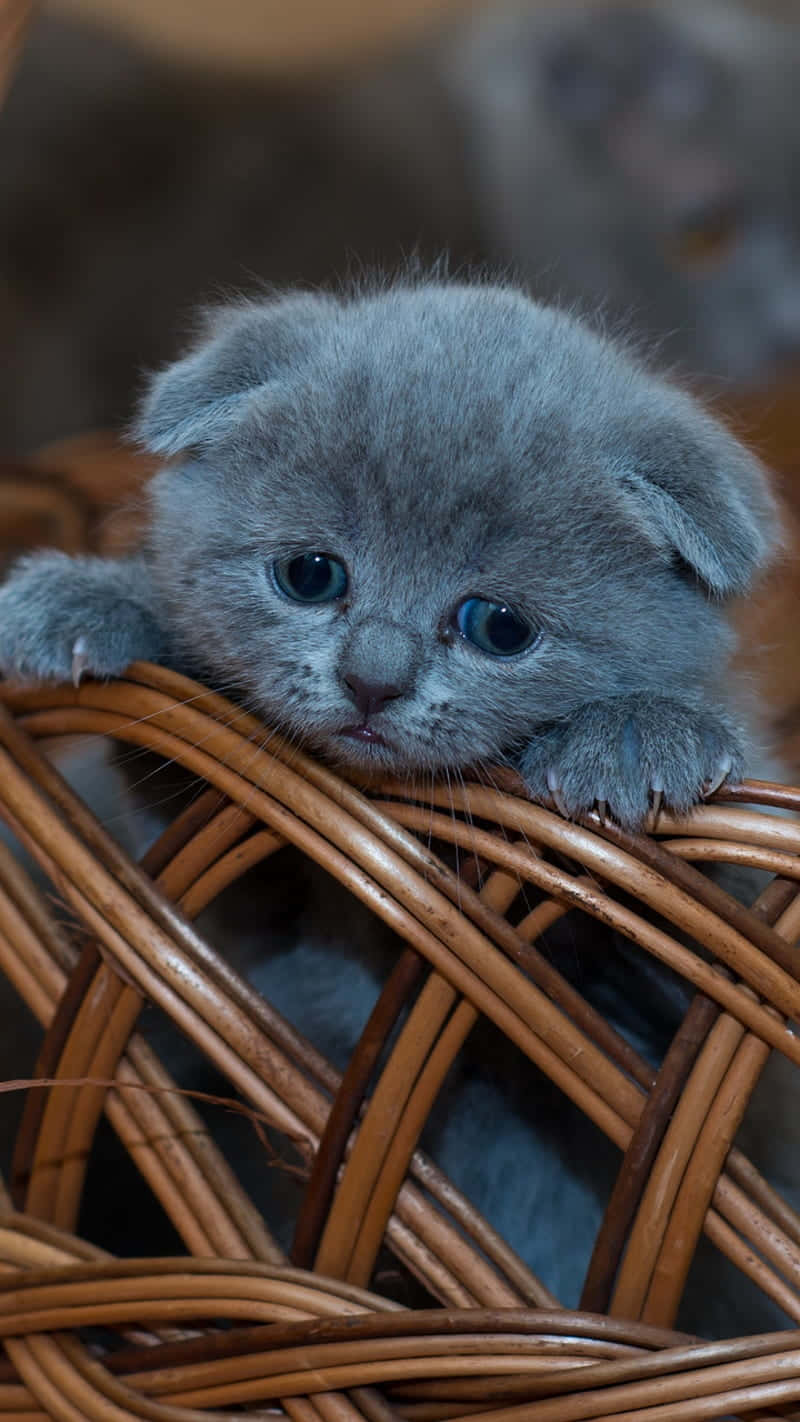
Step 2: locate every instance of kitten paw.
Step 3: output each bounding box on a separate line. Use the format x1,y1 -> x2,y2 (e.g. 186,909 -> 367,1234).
0,553 -> 165,685
519,694 -> 744,830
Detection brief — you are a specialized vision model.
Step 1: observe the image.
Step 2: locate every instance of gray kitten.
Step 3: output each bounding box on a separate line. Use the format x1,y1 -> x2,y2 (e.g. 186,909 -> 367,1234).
0,278 -> 788,1335
0,279 -> 779,824
3,0 -> 800,454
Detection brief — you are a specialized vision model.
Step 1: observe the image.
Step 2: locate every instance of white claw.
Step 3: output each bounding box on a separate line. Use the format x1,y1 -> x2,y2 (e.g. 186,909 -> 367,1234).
704,756 -> 733,798
650,788 -> 663,826
71,636 -> 89,688
595,798 -> 607,825
546,769 -> 570,819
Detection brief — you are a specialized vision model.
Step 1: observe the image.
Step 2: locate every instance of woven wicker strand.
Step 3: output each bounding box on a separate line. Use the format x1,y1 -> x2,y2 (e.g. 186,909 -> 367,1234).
0,666 -> 800,1419
0,435 -> 154,571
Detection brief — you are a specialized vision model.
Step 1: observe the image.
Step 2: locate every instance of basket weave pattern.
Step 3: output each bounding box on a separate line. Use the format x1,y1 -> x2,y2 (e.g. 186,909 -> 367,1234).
0,664 -> 800,1418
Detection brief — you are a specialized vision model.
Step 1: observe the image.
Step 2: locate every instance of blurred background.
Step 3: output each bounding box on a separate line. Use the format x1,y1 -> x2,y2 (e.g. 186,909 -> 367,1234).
48,0 -> 474,69
44,0 -> 800,69
3,0 -> 800,765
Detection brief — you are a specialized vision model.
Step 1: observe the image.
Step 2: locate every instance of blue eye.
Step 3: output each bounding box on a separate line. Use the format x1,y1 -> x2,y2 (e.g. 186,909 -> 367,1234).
454,597 -> 537,657
273,553 -> 348,603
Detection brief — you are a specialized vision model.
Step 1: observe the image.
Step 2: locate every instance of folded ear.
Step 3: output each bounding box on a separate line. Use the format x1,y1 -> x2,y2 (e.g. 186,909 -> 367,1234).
612,394 -> 781,597
133,292 -> 334,456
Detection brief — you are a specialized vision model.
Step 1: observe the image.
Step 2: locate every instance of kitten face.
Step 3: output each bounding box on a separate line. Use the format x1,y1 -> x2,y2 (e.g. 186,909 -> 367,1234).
140,282 -> 776,779
447,0 -> 800,387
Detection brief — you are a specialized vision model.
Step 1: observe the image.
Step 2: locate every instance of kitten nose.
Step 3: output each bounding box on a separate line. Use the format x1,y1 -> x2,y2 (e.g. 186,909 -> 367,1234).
343,673 -> 405,719
339,619 -> 420,717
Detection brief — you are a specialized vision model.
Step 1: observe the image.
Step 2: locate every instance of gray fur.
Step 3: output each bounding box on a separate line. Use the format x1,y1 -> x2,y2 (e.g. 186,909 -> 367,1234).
0,277 -> 791,1332
3,1 -> 800,455
0,279 -> 779,827
0,553 -> 164,682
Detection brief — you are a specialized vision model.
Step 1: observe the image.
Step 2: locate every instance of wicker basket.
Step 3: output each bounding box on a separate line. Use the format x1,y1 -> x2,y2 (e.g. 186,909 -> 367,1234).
0,434 -> 153,570
0,660 -> 800,1419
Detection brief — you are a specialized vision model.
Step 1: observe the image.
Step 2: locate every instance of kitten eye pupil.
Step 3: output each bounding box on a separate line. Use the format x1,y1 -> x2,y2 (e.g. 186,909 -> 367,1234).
273,553 -> 348,603
454,597 -> 537,657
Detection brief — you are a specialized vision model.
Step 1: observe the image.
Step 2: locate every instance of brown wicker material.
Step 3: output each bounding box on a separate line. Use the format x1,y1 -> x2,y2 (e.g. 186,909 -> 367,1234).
0,663 -> 799,1419
0,435 -> 154,570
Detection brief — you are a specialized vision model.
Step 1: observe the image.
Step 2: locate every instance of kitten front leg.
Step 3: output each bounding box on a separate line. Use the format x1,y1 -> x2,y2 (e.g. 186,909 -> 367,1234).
519,693 -> 744,830
0,552 -> 166,685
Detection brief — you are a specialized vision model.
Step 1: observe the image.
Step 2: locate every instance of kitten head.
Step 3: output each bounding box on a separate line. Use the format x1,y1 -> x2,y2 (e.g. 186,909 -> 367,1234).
135,279 -> 778,777
443,0 -> 800,387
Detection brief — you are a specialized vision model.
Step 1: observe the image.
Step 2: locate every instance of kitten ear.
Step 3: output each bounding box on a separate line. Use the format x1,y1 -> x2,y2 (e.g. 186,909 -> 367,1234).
614,398 -> 781,597
133,293 -> 333,456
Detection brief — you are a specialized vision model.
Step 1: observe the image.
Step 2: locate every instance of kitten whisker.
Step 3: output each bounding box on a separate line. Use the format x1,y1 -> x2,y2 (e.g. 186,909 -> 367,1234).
454,764 -> 483,893
213,716 -> 300,829
426,767 -> 436,874
442,766 -> 462,916
473,760 -> 534,914
109,687 -> 263,802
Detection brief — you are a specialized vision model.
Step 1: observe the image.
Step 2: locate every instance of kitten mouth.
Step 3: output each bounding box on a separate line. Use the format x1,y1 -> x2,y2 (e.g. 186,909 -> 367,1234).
339,723 -> 390,748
